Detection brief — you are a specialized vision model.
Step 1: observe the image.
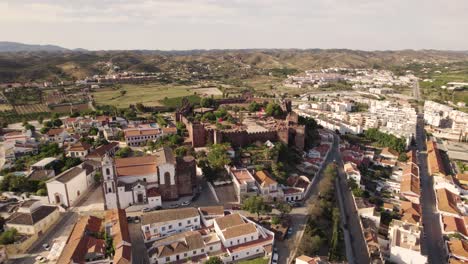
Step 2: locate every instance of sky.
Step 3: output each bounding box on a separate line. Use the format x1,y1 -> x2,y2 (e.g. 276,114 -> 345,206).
1,0 -> 467,51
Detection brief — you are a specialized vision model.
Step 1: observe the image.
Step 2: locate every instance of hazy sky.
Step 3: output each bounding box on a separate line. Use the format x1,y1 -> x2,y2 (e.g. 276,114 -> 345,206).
1,0 -> 467,50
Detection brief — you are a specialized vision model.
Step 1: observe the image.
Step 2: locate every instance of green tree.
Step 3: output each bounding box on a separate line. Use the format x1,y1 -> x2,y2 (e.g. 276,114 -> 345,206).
0,228 -> 18,245
36,188 -> 47,196
276,201 -> 292,217
265,102 -> 283,117
115,147 -> 132,158
241,196 -> 272,219
25,124 -> 35,132
206,144 -> 231,169
248,102 -> 262,112
89,127 -> 99,136
120,90 -> 127,97
174,146 -> 188,157
94,172 -> 102,183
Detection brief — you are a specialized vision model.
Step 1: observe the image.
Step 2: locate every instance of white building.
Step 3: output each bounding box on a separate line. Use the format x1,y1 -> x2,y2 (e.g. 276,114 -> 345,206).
344,162 -> 362,187
46,164 -> 96,208
388,220 -> 427,264
141,207 -> 201,241
146,210 -> 274,264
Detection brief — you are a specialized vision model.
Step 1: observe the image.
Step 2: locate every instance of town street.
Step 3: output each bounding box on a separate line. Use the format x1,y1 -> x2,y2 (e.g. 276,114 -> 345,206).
332,135 -> 370,264
416,114 -> 446,263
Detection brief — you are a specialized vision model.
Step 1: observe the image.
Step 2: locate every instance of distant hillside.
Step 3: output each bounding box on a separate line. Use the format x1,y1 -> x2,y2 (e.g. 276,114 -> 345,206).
1,49 -> 468,82
0,41 -> 69,53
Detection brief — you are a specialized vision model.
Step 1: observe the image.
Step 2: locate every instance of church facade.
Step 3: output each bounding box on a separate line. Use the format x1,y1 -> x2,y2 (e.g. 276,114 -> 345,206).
102,147 -> 196,209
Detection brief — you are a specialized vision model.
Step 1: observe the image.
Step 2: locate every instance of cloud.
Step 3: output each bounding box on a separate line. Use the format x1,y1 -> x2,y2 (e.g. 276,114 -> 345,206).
0,0 -> 467,50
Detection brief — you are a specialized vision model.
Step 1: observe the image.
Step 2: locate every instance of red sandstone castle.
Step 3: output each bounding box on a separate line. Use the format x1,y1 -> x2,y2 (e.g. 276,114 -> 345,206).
176,98 -> 306,150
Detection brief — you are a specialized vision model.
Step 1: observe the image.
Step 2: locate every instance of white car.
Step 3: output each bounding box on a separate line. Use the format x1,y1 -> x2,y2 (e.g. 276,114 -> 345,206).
35,256 -> 47,263
271,253 -> 279,264
181,201 -> 191,206
42,243 -> 50,250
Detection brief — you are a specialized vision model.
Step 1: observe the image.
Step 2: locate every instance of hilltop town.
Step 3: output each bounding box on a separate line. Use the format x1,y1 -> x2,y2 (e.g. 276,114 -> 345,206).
0,49 -> 466,264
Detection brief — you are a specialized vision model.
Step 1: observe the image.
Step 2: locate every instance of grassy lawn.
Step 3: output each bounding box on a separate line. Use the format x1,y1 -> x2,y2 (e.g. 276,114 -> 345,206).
238,257 -> 269,264
92,83 -> 196,108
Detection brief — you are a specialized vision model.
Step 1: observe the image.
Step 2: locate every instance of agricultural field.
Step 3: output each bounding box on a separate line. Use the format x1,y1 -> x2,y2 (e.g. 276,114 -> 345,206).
192,87 -> 223,96
14,104 -> 49,114
0,104 -> 13,111
92,84 -> 197,108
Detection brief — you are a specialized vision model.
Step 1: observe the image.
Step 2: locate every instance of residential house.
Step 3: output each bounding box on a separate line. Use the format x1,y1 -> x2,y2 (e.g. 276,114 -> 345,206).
57,209 -> 131,264
229,167 -> 258,201
3,129 -> 33,143
400,201 -> 422,225
5,200 -> 59,235
436,188 -> 464,217
199,206 -> 225,227
67,141 -> 92,159
85,142 -> 119,161
141,208 -> 201,241
440,215 -> 468,239
344,162 -> 362,188
427,140 -> 447,177
380,147 -> 399,161
388,220 -> 427,264
253,170 -> 282,201
44,128 -> 69,143
446,239 -> 468,263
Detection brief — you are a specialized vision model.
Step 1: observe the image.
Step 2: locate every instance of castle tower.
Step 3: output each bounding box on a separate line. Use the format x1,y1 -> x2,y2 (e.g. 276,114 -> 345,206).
102,154 -> 119,209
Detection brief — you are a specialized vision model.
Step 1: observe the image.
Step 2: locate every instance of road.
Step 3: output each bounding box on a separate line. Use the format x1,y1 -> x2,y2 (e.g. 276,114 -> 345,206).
416,114 -> 446,264
11,186 -> 101,264
413,80 -> 421,101
331,135 -> 370,264
284,133 -> 369,264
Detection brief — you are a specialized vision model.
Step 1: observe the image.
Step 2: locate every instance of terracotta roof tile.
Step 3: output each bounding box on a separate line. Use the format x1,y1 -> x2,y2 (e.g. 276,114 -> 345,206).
437,188 -> 461,216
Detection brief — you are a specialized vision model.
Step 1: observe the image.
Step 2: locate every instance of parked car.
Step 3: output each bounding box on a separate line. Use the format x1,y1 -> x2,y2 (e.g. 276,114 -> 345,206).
36,256 -> 46,263
286,228 -> 293,238
169,204 -> 180,209
191,193 -> 200,202
126,216 -> 134,223
154,206 -> 162,211
142,207 -> 151,213
181,200 -> 191,206
271,253 -> 279,264
134,216 -> 140,223
42,243 -> 50,250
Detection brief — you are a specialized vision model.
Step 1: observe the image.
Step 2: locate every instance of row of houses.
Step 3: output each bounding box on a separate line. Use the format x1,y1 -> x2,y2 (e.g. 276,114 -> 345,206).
140,207 -> 274,264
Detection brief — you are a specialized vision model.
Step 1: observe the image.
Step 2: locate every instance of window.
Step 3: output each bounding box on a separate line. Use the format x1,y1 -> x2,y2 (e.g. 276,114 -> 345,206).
209,246 -> 213,250
187,220 -> 191,224
230,241 -> 233,245
108,188 -> 112,193
166,257 -> 170,261
251,236 -> 254,240
201,249 -> 204,253
169,225 -> 172,229
143,178 -> 147,182
247,252 -> 249,255
162,227 -> 166,231
194,218 -> 198,222
237,239 -> 240,244
256,249 -> 260,252
244,237 -> 246,242
106,168 -> 110,175
179,222 -> 182,227
193,250 -> 196,254
184,253 -> 187,257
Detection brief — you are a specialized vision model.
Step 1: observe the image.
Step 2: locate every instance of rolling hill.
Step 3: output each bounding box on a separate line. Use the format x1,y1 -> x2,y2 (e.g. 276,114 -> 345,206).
1,48 -> 468,82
